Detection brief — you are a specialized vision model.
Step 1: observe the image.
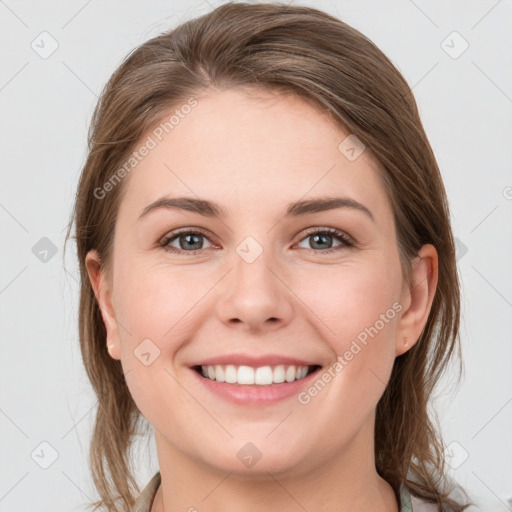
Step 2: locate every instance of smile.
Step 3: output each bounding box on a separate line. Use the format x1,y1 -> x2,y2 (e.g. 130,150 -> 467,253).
196,364 -> 321,386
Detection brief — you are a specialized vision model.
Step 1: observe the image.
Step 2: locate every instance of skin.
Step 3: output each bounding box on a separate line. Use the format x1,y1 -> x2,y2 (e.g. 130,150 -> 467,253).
86,87 -> 438,512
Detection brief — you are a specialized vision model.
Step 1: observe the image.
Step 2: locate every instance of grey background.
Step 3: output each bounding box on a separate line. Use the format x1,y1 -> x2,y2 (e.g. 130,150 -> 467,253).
1,0 -> 511,510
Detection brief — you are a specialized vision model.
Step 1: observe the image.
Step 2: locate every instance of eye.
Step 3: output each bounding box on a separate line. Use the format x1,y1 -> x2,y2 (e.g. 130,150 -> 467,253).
296,227 -> 353,254
159,227 -> 354,255
160,228 -> 214,254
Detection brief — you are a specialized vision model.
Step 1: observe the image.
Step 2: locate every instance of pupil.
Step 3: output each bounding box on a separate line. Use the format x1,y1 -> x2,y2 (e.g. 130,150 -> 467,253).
183,234 -> 202,250
312,234 -> 331,249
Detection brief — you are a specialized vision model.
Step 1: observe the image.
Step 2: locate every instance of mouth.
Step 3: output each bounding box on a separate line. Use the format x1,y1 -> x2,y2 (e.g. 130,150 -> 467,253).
192,364 -> 323,386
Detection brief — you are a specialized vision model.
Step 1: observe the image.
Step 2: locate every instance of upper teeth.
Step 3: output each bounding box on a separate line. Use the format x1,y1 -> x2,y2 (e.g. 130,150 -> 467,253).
200,364 -> 309,385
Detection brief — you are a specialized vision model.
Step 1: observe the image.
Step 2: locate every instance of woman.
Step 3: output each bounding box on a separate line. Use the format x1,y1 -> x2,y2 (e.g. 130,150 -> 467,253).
66,2 -> 476,511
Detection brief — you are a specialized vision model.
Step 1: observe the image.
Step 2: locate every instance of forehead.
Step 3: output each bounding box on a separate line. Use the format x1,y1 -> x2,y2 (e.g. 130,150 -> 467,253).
118,87 -> 392,226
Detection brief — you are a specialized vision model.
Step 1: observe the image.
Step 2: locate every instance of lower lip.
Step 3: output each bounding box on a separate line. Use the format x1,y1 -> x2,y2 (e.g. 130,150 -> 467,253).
191,367 -> 321,405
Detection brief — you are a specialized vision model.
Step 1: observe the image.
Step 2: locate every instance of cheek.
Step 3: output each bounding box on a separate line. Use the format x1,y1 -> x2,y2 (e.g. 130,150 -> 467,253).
112,261 -> 199,425
291,259 -> 403,418
113,258 -> 203,349
295,260 -> 402,348
290,264 -> 403,437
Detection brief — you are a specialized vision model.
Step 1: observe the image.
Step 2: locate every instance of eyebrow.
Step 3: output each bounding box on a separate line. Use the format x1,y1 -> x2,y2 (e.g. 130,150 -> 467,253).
138,196 -> 374,222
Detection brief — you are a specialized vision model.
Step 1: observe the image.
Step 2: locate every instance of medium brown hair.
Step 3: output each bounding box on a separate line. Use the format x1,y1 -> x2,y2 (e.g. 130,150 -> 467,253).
65,2 -> 472,510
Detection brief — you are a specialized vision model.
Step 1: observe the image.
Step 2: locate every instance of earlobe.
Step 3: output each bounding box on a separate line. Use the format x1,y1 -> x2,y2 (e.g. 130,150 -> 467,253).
395,244 -> 438,357
85,250 -> 121,360
106,339 -> 120,360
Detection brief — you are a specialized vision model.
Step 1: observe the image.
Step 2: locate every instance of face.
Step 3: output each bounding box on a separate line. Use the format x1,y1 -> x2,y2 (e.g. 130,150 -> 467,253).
87,87 -> 437,479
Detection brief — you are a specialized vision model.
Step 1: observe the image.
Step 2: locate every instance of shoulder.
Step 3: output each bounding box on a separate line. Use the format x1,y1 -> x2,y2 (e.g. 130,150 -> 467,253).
410,494 -> 440,511
400,484 -> 438,512
406,485 -> 483,512
130,471 -> 161,512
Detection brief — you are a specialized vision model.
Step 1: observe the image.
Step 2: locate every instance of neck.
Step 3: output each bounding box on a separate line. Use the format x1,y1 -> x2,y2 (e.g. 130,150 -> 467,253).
150,423 -> 399,512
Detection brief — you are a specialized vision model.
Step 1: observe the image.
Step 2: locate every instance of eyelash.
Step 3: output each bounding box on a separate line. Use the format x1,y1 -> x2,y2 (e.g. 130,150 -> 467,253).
159,227 -> 354,256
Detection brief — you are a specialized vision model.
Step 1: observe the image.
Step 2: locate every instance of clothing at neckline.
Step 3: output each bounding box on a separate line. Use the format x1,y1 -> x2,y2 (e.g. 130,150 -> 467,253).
129,471 -> 431,512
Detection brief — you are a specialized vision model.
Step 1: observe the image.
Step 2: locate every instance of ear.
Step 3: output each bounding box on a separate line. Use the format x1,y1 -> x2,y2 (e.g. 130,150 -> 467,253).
85,249 -> 121,360
395,244 -> 438,357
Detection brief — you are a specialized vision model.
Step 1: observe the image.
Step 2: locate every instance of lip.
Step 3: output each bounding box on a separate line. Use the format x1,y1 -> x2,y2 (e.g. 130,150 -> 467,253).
190,364 -> 322,406
191,354 -> 319,368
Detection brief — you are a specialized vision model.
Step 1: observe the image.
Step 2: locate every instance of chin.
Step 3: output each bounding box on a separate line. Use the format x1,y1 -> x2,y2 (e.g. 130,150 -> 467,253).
196,437 -> 310,478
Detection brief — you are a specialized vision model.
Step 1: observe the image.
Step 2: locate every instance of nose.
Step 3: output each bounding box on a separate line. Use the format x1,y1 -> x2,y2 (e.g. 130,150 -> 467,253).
215,247 -> 294,334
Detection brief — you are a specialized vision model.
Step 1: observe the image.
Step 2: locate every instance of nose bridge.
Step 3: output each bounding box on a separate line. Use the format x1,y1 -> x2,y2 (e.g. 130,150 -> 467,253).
232,233 -> 278,296
216,233 -> 293,329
